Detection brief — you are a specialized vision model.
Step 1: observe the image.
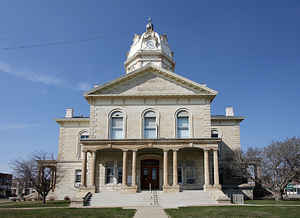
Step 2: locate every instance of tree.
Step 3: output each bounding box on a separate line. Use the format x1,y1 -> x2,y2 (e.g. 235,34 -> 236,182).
10,152 -> 58,204
239,137 -> 300,200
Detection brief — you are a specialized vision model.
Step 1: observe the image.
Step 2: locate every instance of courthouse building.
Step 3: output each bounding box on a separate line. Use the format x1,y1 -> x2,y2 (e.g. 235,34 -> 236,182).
52,20 -> 244,203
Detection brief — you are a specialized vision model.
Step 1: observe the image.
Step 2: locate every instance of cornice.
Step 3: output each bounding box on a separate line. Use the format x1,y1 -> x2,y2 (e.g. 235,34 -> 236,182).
211,116 -> 245,122
55,118 -> 90,124
124,50 -> 175,67
80,138 -> 221,145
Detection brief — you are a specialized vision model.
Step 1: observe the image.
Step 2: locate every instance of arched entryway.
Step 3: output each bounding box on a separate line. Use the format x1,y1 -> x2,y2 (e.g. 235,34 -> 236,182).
141,159 -> 159,190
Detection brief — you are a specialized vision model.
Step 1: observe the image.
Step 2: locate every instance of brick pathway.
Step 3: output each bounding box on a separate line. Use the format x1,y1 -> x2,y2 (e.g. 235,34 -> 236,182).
133,206 -> 169,218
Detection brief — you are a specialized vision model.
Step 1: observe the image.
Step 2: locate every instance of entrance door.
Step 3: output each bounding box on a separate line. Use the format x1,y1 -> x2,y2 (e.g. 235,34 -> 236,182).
141,159 -> 159,190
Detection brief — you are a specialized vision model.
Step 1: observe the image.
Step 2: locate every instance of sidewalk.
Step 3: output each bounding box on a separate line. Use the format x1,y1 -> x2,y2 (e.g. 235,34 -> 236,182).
131,206 -> 169,218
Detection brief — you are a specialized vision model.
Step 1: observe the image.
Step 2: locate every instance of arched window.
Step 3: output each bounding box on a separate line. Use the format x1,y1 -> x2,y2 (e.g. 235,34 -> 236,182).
211,129 -> 218,138
80,131 -> 89,140
77,130 -> 89,159
143,111 -> 157,139
176,110 -> 189,138
110,111 -> 124,139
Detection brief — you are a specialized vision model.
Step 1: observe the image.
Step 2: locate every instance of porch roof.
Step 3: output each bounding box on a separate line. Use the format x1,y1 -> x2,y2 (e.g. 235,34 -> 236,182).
80,138 -> 221,151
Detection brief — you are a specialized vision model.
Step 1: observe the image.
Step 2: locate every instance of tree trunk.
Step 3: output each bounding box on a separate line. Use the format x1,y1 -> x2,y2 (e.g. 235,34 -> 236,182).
42,194 -> 46,204
274,192 -> 283,201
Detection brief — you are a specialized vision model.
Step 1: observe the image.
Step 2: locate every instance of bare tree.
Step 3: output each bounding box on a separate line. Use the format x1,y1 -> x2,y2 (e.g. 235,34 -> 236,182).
237,137 -> 300,200
10,152 -> 58,204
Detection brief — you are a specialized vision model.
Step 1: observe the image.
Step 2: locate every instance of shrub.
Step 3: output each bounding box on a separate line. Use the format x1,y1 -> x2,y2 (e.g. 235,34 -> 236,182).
48,196 -> 55,201
64,196 -> 71,201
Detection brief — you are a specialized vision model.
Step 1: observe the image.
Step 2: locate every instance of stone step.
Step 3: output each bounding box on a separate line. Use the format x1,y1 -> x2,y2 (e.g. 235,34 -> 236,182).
90,190 -> 218,208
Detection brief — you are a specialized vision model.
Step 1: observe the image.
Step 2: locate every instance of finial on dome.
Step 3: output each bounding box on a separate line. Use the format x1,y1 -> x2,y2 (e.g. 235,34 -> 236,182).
146,17 -> 154,32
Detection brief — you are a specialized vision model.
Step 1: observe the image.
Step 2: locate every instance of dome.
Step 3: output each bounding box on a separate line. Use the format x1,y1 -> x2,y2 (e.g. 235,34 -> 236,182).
124,19 -> 175,74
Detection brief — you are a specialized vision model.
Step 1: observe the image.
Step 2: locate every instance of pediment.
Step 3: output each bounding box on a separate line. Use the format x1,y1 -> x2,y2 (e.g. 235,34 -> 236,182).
85,65 -> 217,97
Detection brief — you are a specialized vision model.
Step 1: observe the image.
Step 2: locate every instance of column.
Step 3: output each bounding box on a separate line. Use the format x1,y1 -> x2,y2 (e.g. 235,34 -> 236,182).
163,150 -> 169,187
81,151 -> 87,187
204,149 -> 210,189
173,149 -> 178,186
90,151 -> 96,187
213,149 -> 220,188
132,150 -> 137,187
122,150 -> 127,187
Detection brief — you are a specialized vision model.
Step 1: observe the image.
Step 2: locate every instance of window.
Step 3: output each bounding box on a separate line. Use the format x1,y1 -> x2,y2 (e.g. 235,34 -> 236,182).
77,131 -> 89,159
143,111 -> 157,139
211,129 -> 218,138
105,161 -> 115,184
178,162 -> 183,184
75,169 -> 81,183
185,160 -> 196,184
117,161 -> 123,184
80,132 -> 89,140
105,161 -> 122,184
177,111 -> 189,138
110,111 -> 124,139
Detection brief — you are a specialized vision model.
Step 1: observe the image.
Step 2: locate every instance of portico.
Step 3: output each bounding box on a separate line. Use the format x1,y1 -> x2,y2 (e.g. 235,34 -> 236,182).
80,138 -> 221,193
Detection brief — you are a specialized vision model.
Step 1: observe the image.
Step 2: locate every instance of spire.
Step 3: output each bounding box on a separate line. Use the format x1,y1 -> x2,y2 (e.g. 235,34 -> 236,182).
146,17 -> 154,32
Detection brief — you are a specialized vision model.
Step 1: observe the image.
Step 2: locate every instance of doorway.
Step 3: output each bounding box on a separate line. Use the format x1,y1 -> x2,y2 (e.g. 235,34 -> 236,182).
141,159 -> 159,190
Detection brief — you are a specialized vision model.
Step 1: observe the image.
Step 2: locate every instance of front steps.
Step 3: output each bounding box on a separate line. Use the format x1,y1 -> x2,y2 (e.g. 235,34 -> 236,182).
89,190 -> 218,208
90,191 -> 154,207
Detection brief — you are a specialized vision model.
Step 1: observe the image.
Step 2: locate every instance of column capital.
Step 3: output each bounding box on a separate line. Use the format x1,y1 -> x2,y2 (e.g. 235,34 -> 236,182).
163,149 -> 170,152
122,149 -> 129,152
172,148 -> 179,151
203,148 -> 211,151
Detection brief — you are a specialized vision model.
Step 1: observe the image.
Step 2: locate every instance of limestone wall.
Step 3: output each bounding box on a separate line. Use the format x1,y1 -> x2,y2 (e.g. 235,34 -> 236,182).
89,97 -> 211,139
57,121 -> 89,161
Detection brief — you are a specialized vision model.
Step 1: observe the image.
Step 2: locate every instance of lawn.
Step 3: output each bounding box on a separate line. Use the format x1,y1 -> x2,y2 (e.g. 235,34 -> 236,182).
0,208 -> 136,218
0,200 -> 70,208
245,199 -> 300,205
165,206 -> 300,218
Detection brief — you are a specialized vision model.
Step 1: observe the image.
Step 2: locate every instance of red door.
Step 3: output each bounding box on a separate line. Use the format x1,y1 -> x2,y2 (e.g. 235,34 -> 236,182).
141,159 -> 159,190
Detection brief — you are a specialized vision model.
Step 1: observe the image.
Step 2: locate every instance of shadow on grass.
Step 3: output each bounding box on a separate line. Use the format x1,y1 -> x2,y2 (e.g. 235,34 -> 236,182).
165,206 -> 300,218
0,208 -> 136,218
0,200 -> 70,208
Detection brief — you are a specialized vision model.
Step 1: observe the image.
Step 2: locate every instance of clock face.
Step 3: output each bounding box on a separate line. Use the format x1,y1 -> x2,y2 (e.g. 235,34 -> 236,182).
145,40 -> 155,49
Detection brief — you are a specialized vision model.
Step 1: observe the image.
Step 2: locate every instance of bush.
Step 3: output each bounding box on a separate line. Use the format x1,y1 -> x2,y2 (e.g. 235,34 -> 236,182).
64,196 -> 70,201
48,196 -> 55,201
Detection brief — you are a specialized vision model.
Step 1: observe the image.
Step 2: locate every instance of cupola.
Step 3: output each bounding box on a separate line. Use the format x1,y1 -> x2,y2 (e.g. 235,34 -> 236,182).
124,18 -> 175,73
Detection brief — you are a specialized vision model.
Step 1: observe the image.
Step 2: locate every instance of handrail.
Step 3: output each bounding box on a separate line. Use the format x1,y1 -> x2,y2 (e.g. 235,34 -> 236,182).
83,192 -> 92,206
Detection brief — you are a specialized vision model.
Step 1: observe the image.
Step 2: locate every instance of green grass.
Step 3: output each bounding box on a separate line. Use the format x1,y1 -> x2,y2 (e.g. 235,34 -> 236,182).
165,206 -> 300,218
0,200 -> 70,208
245,199 -> 300,205
0,208 -> 136,218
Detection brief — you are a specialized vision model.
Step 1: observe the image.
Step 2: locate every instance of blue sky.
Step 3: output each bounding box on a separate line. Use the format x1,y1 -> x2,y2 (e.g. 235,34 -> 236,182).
1,0 -> 299,173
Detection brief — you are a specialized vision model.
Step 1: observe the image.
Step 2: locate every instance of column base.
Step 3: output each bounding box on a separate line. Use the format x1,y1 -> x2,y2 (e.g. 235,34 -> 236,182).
203,184 -> 213,191
121,185 -> 138,193
79,185 -> 96,193
213,184 -> 222,190
163,185 -> 180,192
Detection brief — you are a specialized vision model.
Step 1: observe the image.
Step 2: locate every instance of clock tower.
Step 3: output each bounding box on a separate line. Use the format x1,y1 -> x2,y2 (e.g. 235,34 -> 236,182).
124,18 -> 175,74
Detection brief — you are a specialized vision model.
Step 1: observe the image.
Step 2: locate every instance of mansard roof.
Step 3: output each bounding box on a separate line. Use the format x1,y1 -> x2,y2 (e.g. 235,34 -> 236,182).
84,64 -> 218,101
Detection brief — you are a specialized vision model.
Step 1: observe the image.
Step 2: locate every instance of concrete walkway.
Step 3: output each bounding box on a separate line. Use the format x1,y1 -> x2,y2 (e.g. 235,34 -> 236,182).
133,206 -> 169,218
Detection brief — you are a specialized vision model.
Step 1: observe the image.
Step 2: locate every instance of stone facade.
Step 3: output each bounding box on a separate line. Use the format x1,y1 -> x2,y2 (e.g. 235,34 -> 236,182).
51,21 -> 244,201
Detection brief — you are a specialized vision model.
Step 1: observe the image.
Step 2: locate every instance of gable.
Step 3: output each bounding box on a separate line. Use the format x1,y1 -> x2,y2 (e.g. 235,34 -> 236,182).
94,71 -> 203,95
85,64 -> 217,97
